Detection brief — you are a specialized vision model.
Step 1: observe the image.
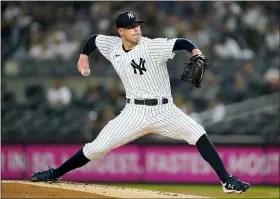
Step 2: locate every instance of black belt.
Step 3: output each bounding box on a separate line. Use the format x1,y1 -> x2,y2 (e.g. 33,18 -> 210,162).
126,98 -> 168,106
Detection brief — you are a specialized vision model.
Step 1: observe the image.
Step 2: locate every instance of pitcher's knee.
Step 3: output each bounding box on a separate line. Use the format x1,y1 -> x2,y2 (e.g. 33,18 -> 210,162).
82,142 -> 111,160
185,126 -> 206,145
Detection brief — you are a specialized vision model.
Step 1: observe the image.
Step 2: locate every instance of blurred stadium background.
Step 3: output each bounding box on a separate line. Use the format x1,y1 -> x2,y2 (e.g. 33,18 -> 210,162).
1,1 -> 279,198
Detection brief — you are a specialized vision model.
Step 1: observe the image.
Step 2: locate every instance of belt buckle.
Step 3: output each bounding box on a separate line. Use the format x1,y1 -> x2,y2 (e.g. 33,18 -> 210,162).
144,99 -> 148,105
148,99 -> 158,106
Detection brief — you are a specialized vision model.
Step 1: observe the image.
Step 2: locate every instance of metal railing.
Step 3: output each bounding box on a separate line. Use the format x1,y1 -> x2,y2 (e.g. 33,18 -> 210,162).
199,92 -> 279,126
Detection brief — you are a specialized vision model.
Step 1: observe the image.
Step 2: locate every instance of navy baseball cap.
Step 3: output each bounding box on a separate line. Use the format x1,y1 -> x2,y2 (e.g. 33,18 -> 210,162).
116,11 -> 144,28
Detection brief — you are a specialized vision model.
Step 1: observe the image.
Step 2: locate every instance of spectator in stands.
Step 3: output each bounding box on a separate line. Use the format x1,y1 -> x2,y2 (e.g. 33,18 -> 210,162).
2,2 -> 21,23
107,86 -> 125,113
263,65 -> 280,93
82,84 -> 102,109
1,83 -> 16,109
185,23 -> 211,54
83,110 -> 103,141
25,84 -> 45,109
231,73 -> 247,102
190,72 -> 220,101
29,39 -> 56,60
46,80 -> 72,110
2,2 -> 33,62
213,35 -> 254,60
241,2 -> 269,52
174,95 -> 201,124
84,106 -> 116,141
243,61 -> 265,97
219,2 -> 249,49
186,101 -> 201,124
69,10 -> 92,43
207,96 -> 226,123
56,37 -> 80,61
265,24 -> 279,56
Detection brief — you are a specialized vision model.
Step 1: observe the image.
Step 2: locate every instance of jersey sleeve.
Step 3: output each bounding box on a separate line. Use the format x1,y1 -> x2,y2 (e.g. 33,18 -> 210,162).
95,35 -> 121,61
148,38 -> 178,63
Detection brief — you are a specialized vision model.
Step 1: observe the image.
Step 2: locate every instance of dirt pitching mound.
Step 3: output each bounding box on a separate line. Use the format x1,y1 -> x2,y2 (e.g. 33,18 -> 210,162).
2,180 -> 210,198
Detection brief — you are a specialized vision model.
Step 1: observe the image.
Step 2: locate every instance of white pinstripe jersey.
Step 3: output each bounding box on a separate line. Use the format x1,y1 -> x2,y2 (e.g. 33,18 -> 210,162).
95,35 -> 177,100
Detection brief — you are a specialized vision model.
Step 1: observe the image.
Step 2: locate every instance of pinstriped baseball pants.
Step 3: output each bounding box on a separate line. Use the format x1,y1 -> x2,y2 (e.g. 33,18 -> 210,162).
83,102 -> 206,160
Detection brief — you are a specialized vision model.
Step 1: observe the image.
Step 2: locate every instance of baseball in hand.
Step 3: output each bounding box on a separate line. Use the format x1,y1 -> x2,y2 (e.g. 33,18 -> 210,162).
81,68 -> 91,76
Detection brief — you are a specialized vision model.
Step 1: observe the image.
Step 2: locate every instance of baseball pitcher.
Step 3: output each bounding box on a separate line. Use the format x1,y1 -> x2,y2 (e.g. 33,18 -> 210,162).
31,11 -> 250,194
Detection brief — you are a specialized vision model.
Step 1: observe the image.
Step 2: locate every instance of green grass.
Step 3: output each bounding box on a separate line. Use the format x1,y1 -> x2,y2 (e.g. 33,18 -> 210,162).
114,184 -> 279,198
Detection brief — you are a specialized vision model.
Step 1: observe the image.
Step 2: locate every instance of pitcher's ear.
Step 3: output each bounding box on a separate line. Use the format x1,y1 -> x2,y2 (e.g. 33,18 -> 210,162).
117,28 -> 123,36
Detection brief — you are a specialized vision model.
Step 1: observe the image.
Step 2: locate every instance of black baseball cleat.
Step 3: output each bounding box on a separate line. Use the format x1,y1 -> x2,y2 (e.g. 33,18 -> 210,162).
30,166 -> 61,182
221,176 -> 250,194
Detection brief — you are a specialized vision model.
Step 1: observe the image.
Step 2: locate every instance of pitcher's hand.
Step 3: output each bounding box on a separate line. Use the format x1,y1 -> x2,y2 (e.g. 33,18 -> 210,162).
77,54 -> 90,73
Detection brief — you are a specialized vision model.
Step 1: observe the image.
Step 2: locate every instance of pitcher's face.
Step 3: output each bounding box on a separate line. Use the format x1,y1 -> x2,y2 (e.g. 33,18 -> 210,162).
118,23 -> 141,44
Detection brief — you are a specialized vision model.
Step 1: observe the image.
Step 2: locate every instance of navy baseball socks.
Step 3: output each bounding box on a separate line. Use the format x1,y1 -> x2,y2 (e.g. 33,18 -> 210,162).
53,148 -> 90,178
195,134 -> 250,193
30,147 -> 90,182
195,134 -> 230,182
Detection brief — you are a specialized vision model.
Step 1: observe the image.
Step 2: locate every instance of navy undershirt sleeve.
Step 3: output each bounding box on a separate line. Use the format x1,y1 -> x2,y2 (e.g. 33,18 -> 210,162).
172,38 -> 198,53
81,34 -> 98,56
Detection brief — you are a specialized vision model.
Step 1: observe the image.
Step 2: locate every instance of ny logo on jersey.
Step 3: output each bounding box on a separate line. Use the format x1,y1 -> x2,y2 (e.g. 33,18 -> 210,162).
131,58 -> 146,75
127,12 -> 134,18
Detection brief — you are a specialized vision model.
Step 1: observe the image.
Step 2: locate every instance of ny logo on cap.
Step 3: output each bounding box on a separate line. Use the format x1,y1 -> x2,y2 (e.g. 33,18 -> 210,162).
127,12 -> 134,18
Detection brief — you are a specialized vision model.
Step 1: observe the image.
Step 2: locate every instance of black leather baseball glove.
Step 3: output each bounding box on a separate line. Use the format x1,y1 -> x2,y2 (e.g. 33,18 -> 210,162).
179,54 -> 210,88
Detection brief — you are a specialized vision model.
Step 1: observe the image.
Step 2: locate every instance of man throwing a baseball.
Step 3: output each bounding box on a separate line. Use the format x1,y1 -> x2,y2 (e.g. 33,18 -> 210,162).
31,11 -> 250,194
